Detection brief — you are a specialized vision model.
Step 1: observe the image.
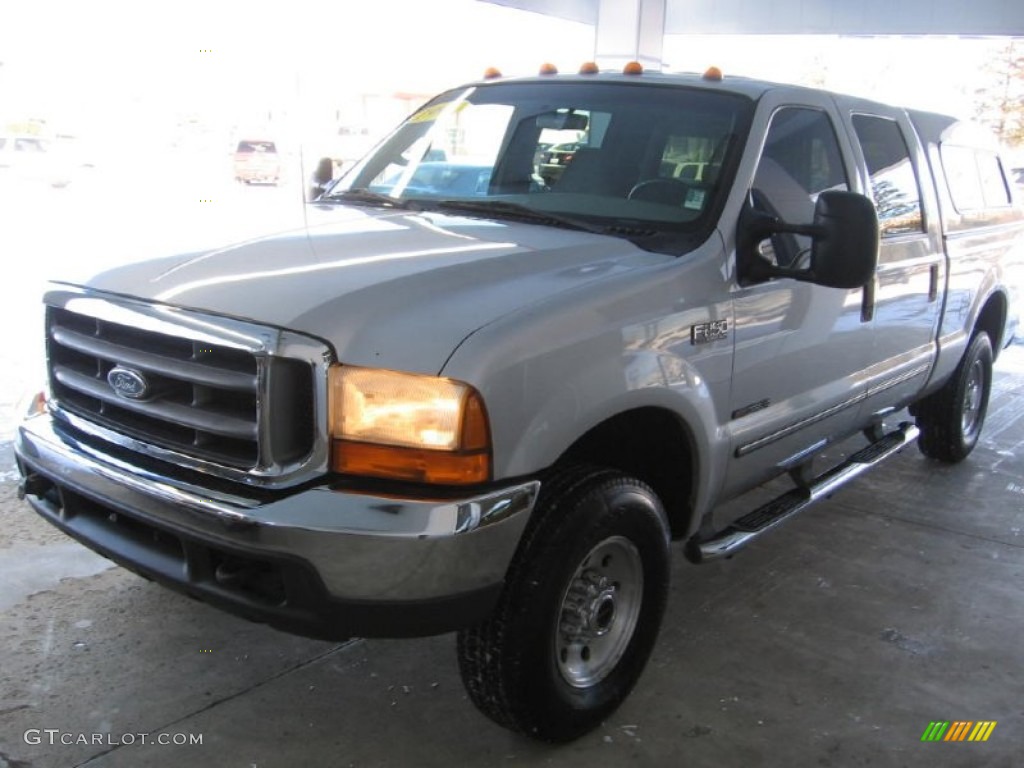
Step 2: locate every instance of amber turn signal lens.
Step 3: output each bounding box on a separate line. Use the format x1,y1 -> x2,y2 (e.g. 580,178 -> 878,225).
24,390 -> 47,418
333,440 -> 491,485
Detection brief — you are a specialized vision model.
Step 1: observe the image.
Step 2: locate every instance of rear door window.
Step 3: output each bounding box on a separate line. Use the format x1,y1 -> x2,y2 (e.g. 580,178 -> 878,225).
940,144 -> 986,211
976,151 -> 1011,207
851,115 -> 924,237
939,144 -> 1012,211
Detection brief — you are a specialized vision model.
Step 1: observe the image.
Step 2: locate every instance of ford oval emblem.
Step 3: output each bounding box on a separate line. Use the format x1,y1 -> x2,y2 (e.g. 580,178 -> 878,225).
107,367 -> 150,400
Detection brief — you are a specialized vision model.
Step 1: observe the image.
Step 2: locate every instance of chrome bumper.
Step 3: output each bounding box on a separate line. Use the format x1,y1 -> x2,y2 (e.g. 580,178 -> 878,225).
15,415 -> 538,639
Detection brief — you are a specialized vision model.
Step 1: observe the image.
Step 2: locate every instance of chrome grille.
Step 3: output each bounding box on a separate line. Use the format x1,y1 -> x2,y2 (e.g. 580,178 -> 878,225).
46,302 -> 317,474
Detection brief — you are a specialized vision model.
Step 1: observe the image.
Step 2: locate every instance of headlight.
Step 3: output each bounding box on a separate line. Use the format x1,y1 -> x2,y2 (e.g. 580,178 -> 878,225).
328,365 -> 491,485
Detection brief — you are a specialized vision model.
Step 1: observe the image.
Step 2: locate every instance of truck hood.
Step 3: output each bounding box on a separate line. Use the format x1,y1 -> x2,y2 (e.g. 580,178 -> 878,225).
70,204 -> 658,373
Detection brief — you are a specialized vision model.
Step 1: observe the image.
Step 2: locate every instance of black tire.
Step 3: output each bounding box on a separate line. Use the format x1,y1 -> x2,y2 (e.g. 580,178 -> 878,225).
457,466 -> 670,742
913,332 -> 993,463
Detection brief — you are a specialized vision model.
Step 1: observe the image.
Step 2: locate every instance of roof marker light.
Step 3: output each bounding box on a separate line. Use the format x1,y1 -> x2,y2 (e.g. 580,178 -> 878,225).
703,66 -> 723,81
539,62 -> 559,75
483,66 -> 502,79
623,61 -> 644,75
578,61 -> 599,75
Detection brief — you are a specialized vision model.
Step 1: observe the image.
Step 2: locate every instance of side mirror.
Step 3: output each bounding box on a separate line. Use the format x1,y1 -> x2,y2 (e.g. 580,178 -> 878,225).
308,157 -> 336,200
737,190 -> 879,289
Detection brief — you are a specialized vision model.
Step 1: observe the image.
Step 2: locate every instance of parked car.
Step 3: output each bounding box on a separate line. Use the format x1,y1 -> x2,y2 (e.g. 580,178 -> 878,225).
232,139 -> 281,184
0,135 -> 72,188
17,65 -> 1022,743
536,140 -> 584,185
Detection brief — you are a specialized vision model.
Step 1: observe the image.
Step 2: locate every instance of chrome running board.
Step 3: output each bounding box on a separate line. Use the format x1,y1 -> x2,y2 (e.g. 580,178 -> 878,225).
686,422 -> 919,563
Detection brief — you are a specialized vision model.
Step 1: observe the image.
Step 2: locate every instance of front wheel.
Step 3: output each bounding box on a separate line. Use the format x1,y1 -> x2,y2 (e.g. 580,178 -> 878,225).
913,332 -> 993,463
457,467 -> 670,742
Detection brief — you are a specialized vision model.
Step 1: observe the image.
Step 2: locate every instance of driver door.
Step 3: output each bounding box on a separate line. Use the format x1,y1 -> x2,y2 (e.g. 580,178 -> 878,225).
723,93 -> 873,496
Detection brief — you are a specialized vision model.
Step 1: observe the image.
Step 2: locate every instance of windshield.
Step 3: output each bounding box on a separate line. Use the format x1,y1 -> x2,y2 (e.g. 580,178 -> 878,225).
331,81 -> 752,239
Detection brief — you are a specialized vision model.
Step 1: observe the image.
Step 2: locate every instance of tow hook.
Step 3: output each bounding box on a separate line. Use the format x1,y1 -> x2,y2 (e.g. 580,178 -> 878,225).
18,473 -> 47,500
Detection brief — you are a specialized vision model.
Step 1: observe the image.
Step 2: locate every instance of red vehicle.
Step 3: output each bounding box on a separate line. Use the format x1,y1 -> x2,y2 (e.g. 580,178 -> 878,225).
233,139 -> 281,185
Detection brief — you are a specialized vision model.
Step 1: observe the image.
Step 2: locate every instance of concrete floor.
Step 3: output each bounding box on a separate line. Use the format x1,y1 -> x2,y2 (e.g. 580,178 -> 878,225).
1,346 -> 1022,768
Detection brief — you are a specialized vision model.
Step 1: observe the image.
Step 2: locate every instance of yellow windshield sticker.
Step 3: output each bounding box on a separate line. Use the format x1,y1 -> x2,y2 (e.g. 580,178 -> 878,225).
408,100 -> 469,124
409,102 -> 452,124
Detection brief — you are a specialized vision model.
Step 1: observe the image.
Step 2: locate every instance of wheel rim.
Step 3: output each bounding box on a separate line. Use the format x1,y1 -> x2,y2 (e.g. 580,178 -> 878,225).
961,358 -> 986,439
555,535 -> 643,688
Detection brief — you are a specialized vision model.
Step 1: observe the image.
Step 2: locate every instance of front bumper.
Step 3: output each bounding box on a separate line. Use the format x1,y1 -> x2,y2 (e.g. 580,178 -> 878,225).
15,415 -> 538,640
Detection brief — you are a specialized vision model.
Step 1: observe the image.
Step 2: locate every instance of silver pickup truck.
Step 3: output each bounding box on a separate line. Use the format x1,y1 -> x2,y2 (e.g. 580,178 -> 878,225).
15,65 -> 1022,741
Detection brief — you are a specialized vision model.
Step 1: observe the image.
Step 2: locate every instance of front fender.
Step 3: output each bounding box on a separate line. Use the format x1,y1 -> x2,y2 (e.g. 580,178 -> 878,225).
442,238 -> 733,533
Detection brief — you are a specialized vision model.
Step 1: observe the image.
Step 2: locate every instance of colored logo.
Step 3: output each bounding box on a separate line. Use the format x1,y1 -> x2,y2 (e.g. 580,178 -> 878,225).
921,721 -> 997,742
107,367 -> 151,400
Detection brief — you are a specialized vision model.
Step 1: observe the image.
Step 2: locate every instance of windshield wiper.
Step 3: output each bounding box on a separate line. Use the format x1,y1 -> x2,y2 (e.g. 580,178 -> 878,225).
433,199 -> 607,235
319,188 -> 409,209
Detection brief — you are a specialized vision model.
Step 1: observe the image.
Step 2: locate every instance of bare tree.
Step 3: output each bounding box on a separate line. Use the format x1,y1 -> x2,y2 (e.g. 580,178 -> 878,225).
974,39 -> 1024,148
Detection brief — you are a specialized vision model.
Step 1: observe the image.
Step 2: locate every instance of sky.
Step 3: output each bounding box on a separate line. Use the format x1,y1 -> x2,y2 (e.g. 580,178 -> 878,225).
1,0 -> 1017,153
663,34 -> 1009,121
0,0 -> 595,145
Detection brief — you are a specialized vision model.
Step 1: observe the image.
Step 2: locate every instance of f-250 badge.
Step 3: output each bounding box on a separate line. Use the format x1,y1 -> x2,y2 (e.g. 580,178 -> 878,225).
691,320 -> 729,345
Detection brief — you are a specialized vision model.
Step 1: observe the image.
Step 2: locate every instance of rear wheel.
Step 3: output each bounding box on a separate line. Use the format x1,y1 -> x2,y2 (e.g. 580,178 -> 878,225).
913,332 -> 993,463
457,467 -> 670,742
